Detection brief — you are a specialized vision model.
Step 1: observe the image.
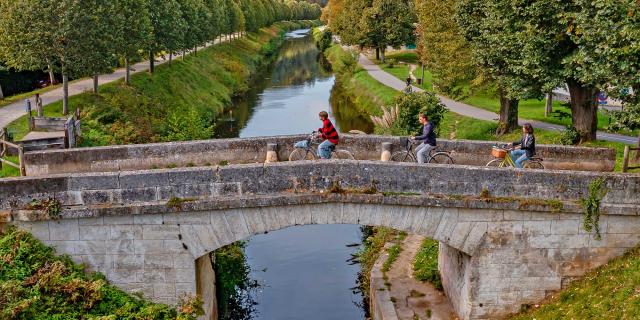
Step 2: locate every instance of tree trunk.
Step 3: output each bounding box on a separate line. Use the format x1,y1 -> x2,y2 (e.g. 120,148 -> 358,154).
194,46 -> 197,55
375,48 -> 380,60
125,57 -> 130,84
380,47 -> 386,63
0,83 -> 4,99
544,92 -> 553,117
149,50 -> 155,74
567,78 -> 598,142
62,74 -> 69,115
496,89 -> 519,135
93,75 -> 99,93
47,61 -> 56,84
169,52 -> 173,64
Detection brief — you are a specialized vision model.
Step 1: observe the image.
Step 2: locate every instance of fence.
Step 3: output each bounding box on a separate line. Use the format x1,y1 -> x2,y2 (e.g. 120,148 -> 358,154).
0,128 -> 26,176
622,145 -> 640,173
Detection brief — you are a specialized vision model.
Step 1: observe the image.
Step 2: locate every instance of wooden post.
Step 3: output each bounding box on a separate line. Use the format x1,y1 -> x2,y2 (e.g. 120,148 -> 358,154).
25,99 -> 33,131
18,146 -> 26,176
265,143 -> 278,163
623,146 -> 630,173
381,142 -> 392,161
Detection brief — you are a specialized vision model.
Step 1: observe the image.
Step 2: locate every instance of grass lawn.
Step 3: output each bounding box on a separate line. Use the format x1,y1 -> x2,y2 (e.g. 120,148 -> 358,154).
371,50 -> 638,137
0,155 -> 20,178
511,245 -> 640,319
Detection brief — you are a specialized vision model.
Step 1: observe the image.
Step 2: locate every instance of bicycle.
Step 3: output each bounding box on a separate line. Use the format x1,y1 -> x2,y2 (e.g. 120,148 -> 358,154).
289,132 -> 355,161
390,138 -> 455,164
485,146 -> 544,169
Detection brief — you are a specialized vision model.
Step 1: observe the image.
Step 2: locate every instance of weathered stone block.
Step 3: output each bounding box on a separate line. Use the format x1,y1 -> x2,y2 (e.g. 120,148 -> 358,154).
550,219 -> 580,235
114,254 -> 144,269
121,188 -> 157,204
68,172 -> 119,191
49,219 -> 79,240
75,240 -> 107,255
142,225 -> 180,240
153,283 -> 176,298
79,225 -> 111,240
144,254 -> 174,269
111,225 -> 143,240
134,240 -> 164,254
133,214 -> 164,225
120,171 -> 170,189
78,216 -> 104,226
106,240 -> 135,254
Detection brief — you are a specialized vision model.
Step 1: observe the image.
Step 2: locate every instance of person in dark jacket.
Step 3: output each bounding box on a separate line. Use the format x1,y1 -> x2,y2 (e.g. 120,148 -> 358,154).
411,114 -> 436,164
317,111 -> 340,159
510,123 -> 536,168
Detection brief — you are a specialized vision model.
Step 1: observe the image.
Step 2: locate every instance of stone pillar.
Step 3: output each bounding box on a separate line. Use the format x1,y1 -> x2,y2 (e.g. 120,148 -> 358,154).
196,254 -> 218,320
265,143 -> 278,163
381,142 -> 392,161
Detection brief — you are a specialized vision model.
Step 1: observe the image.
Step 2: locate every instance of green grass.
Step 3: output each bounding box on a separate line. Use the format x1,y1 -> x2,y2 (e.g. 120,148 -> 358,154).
325,45 -> 399,115
375,51 -> 434,92
0,84 -> 63,108
372,51 -> 637,136
382,244 -> 402,272
5,20 -> 320,145
511,245 -> 640,320
438,111 -> 632,171
0,156 -> 20,178
413,238 -> 442,290
0,227 -> 202,319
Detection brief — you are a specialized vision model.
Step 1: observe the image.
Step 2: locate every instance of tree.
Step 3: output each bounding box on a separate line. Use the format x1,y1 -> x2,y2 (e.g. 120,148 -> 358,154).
0,0 -> 116,114
114,0 -> 151,85
415,0 -> 476,97
147,0 -> 186,73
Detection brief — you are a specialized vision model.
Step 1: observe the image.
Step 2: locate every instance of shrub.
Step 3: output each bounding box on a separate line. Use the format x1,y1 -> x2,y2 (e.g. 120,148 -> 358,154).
560,126 -> 580,145
392,91 -> 447,135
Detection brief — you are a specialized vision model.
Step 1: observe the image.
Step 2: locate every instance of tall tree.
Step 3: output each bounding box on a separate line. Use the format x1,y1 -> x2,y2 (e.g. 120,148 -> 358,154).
0,0 -> 115,114
115,0 -> 151,85
148,0 -> 186,73
415,0 -> 476,97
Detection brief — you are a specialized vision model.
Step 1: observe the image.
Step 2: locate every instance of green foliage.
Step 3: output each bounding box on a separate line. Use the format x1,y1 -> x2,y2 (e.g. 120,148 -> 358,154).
392,92 -> 447,136
214,243 -> 259,320
0,227 -> 202,319
356,227 -> 401,303
163,108 -> 214,141
581,178 -> 608,240
313,28 -> 333,53
560,126 -> 581,146
414,0 -> 476,97
413,238 -> 442,290
382,244 -> 402,273
511,244 -> 640,319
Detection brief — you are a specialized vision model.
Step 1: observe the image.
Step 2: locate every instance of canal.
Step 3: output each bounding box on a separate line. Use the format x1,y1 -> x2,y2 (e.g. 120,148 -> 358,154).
213,29 -> 373,320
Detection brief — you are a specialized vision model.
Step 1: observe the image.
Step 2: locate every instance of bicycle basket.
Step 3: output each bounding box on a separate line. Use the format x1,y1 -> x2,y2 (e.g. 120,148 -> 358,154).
294,140 -> 309,149
491,147 -> 507,159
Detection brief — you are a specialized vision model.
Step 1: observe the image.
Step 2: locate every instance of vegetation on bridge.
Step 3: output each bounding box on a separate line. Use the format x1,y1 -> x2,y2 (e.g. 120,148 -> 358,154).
0,227 -> 203,319
511,245 -> 640,320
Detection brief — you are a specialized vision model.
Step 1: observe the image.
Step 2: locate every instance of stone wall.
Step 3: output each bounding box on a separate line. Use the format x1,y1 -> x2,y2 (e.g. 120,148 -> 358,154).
3,161 -> 640,319
22,134 -> 616,176
370,244 -> 400,320
439,243 -> 473,319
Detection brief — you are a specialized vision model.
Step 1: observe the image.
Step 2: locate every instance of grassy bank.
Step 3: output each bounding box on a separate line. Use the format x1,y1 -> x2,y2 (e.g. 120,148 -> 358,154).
372,51 -> 638,137
5,20 -> 320,146
511,245 -> 640,319
324,45 -> 399,116
0,227 -> 202,319
357,227 -> 404,307
413,238 -> 442,290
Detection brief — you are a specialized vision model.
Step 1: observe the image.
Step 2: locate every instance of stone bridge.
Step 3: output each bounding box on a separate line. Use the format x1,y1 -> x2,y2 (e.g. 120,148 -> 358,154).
0,135 -> 636,319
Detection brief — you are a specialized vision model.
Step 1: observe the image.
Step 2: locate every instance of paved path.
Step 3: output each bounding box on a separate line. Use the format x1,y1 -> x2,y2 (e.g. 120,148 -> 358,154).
0,34 -> 240,129
358,54 -> 637,145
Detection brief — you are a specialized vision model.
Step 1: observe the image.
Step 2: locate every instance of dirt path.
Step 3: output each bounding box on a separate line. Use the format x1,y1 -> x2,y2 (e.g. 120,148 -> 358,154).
387,234 -> 456,320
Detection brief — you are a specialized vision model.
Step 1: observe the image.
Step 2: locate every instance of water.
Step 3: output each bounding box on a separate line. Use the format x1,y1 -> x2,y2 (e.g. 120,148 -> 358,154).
213,29 -> 371,320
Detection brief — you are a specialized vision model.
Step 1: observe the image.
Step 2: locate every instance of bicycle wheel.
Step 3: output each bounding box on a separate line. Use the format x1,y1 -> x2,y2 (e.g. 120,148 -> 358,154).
523,161 -> 545,170
332,150 -> 355,160
390,151 -> 417,163
429,152 -> 454,165
289,148 -> 315,161
486,159 -> 506,167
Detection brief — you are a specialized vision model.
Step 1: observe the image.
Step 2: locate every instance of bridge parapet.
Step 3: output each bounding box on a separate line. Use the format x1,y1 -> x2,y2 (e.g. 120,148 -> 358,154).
22,134 -> 616,176
2,161 -> 639,319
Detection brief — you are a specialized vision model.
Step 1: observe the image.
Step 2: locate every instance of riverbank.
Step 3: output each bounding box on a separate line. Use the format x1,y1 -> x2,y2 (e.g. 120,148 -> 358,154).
0,227 -> 203,319
3,20 -> 320,147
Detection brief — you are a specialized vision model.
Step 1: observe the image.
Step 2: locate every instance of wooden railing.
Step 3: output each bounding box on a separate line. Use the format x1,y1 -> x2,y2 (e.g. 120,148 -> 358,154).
622,145 -> 640,173
0,128 -> 26,176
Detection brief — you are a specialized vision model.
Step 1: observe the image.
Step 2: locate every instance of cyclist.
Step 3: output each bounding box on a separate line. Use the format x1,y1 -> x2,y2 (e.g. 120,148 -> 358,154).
509,123 -> 536,168
317,111 -> 339,159
410,114 -> 436,164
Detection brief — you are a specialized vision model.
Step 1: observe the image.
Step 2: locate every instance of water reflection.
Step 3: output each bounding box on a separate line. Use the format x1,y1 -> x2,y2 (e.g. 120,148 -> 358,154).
214,30 -> 373,139
213,30 -> 373,320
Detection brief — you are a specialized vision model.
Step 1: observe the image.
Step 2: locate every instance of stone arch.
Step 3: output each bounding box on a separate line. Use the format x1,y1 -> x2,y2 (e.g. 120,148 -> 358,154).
178,203 -> 485,262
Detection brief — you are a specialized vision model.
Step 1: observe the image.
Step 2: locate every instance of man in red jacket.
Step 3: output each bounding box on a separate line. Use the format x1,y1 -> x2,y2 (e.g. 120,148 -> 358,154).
317,111 -> 340,159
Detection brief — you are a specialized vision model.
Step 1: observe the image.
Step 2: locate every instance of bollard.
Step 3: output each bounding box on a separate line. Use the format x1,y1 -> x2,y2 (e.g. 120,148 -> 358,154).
265,143 -> 278,163
381,142 -> 392,161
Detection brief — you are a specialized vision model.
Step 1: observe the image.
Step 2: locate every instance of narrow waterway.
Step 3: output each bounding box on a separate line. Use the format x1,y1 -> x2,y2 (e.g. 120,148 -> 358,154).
213,29 -> 372,319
